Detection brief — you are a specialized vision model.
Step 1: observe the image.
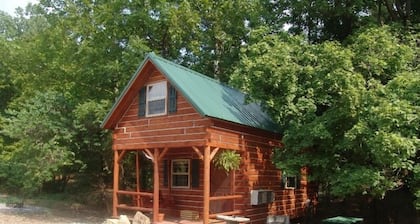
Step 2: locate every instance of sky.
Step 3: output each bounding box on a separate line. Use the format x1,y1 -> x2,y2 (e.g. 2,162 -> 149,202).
0,0 -> 39,16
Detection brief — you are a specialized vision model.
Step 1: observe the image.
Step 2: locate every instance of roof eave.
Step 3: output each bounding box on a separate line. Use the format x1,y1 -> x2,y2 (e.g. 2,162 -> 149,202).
207,116 -> 282,139
101,54 -> 152,129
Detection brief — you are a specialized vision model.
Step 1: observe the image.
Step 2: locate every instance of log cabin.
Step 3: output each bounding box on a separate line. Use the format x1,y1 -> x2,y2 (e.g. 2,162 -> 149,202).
101,53 -> 316,223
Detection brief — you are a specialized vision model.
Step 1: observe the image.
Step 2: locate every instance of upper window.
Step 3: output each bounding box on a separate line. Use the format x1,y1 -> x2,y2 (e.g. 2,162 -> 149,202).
172,159 -> 190,188
146,81 -> 167,116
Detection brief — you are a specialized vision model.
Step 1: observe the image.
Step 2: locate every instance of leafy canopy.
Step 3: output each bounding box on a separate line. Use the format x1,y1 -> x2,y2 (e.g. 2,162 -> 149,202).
232,26 -> 419,203
0,0 -> 418,203
1,91 -> 76,194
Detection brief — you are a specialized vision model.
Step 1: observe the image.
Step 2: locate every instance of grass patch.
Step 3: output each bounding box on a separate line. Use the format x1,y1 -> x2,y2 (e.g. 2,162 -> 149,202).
0,194 -> 22,204
31,193 -> 77,208
0,192 -> 82,209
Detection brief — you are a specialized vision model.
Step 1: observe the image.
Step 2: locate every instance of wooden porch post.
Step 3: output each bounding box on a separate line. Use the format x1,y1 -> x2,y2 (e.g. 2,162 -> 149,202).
203,146 -> 210,224
135,151 -> 141,206
153,148 -> 160,223
112,150 -> 120,217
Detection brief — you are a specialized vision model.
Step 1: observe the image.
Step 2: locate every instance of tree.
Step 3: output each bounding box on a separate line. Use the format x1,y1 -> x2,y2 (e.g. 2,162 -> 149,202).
0,39 -> 17,113
267,0 -> 420,42
1,0 -> 415,209
1,91 -> 76,194
0,12 -> 19,114
378,0 -> 420,25
0,1 -> 117,194
93,0 -> 266,82
184,0 -> 266,82
232,26 -> 419,208
72,100 -> 113,179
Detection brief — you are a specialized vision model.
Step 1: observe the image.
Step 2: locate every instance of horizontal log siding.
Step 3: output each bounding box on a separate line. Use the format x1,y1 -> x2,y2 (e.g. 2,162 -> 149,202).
112,72 -> 211,150
160,149 -> 204,216
206,124 -> 313,222
207,119 -> 281,150
207,127 -> 281,150
102,62 -> 155,129
236,146 -> 312,222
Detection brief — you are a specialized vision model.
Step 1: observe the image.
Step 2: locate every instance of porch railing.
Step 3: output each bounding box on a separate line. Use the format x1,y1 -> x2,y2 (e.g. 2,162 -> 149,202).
115,190 -> 153,212
115,191 -> 244,219
209,194 -> 243,218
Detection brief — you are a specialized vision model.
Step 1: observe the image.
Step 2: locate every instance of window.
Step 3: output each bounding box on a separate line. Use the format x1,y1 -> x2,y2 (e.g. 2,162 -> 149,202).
284,176 -> 297,189
282,171 -> 299,189
172,159 -> 190,188
146,81 -> 167,116
139,82 -> 177,117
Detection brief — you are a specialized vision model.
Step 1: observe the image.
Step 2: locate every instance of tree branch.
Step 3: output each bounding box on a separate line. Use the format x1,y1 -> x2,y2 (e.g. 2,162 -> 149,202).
382,0 -> 398,21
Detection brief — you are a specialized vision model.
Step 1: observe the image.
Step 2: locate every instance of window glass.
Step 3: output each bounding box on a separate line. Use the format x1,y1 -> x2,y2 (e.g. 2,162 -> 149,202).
147,81 -> 167,116
285,176 -> 297,189
172,159 -> 190,188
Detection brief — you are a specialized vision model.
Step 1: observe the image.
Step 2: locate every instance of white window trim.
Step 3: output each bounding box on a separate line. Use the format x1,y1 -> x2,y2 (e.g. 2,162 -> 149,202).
284,176 -> 297,189
171,159 -> 190,188
146,81 -> 167,117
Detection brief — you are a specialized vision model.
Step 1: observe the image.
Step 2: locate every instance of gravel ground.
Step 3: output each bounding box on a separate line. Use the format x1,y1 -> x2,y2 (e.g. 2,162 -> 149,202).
0,203 -> 107,224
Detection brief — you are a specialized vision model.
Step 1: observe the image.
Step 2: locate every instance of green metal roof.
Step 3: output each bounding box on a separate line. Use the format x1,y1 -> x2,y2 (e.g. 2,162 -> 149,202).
148,53 -> 279,133
102,52 -> 279,133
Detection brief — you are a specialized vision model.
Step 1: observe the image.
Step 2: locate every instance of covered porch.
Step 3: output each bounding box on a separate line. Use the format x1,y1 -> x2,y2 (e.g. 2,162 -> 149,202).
112,145 -> 243,224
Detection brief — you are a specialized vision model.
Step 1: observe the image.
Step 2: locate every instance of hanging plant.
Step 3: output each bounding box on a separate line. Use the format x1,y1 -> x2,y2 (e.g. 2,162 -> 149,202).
213,150 -> 241,173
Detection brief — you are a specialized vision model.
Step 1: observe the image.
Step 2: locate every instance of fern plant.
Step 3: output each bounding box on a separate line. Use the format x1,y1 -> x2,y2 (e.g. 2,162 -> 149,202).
214,150 -> 241,172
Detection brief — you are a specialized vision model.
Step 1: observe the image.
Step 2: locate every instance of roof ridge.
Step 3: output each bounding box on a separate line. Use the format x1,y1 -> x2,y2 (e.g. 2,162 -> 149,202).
147,52 -> 242,94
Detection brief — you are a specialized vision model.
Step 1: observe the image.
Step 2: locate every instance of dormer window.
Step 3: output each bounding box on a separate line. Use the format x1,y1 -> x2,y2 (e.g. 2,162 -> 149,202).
146,81 -> 167,116
138,81 -> 177,117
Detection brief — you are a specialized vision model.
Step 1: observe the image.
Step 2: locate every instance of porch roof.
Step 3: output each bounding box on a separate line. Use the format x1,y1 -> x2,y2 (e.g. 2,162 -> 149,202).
102,52 -> 279,133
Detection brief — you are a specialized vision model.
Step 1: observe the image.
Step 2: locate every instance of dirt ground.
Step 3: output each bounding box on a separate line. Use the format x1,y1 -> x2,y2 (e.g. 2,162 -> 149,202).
0,202 -> 107,224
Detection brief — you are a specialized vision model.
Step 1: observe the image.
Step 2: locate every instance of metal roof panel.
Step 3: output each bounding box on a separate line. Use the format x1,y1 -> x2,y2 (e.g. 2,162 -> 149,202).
148,53 -> 279,133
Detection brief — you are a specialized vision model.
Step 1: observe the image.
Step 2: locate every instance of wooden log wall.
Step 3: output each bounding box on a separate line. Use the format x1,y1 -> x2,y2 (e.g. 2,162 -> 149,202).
207,123 -> 314,223
112,71 -> 211,150
158,148 -> 204,216
237,144 -> 312,223
151,119 -> 314,223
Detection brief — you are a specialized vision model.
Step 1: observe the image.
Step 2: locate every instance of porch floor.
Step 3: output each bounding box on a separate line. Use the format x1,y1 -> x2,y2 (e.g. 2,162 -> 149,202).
156,218 -> 224,224
123,214 -> 226,224
156,216 -> 225,224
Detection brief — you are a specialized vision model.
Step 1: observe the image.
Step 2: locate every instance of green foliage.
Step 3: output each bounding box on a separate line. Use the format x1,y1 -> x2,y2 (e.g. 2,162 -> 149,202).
214,150 -> 241,173
267,0 -> 420,42
0,0 -> 270,195
0,0 -> 418,207
413,164 -> 420,209
73,100 -> 112,175
232,26 -> 419,205
350,26 -> 414,83
1,91 -> 76,195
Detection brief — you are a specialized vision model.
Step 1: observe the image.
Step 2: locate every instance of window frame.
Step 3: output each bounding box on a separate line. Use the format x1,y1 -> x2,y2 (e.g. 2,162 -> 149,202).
171,159 -> 190,188
284,176 -> 297,189
146,81 -> 167,117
